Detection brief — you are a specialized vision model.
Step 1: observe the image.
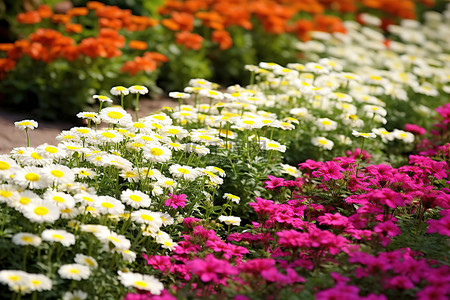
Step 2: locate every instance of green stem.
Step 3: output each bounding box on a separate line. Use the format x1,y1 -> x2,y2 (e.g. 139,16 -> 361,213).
135,94 -> 140,121
25,129 -> 30,147
120,93 -> 124,108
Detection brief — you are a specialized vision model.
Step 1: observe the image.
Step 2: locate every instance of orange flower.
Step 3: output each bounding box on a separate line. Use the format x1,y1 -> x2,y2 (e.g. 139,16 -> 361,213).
0,43 -> 14,52
211,30 -> 232,50
16,11 -> 41,24
175,31 -> 203,50
121,52 -> 168,76
0,58 -> 16,79
67,7 -> 89,17
51,14 -> 71,24
99,18 -> 123,30
7,40 -> 30,60
87,1 -> 105,10
129,40 -> 147,50
143,52 -> 169,63
37,5 -> 53,18
65,23 -> 83,34
161,19 -> 180,31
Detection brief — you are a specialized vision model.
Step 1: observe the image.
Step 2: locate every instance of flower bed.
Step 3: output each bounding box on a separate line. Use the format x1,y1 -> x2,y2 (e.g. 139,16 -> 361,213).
0,6 -> 449,300
0,0 -> 439,119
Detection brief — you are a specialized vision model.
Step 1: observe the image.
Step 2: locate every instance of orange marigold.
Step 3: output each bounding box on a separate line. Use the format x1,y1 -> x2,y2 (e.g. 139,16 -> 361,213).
17,11 -> 41,24
129,40 -> 147,50
67,7 -> 89,17
51,14 -> 71,24
65,23 -> 83,34
175,31 -> 203,50
211,30 -> 232,50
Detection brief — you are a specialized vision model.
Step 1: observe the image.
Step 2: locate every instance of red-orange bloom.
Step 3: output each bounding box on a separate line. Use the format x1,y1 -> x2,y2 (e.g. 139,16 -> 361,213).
99,18 -> 123,30
86,1 -> 105,10
67,7 -> 89,17
51,14 -> 71,24
211,30 -> 232,50
175,31 -> 203,50
129,40 -> 147,50
161,19 -> 180,31
37,5 -> 53,18
17,11 -> 41,24
0,43 -> 14,52
0,58 -> 16,79
143,52 -> 169,63
65,23 -> 83,34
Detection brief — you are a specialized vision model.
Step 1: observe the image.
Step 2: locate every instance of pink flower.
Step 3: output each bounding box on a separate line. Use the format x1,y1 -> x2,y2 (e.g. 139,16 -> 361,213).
249,197 -> 275,216
312,161 -> 345,181
383,275 -> 414,289
416,284 -> 450,300
142,254 -> 173,273
164,193 -> 187,209
316,283 -> 360,300
183,217 -> 201,229
374,220 -> 401,237
186,254 -> 238,284
346,148 -> 371,162
264,175 -> 286,189
405,123 -> 426,135
317,213 -> 349,227
427,215 -> 450,236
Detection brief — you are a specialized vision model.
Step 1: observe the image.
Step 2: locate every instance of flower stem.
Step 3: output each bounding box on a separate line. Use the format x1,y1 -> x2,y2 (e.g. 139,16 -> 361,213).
135,94 -> 140,121
25,129 -> 30,147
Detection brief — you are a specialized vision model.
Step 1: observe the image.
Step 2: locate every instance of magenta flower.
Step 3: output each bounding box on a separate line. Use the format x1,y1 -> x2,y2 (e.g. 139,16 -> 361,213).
186,254 -> 238,284
164,193 -> 187,209
427,215 -> 450,236
317,213 -> 349,228
264,175 -> 286,189
405,123 -> 426,135
374,220 -> 401,237
312,161 -> 345,181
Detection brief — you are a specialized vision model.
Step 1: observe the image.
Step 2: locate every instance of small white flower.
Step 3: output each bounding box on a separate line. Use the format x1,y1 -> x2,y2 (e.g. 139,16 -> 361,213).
74,254 -> 98,269
223,193 -> 240,204
12,233 -> 42,247
128,85 -> 148,94
118,271 -> 164,295
93,95 -> 113,103
352,130 -> 377,139
311,137 -> 334,150
14,120 -> 38,130
42,229 -> 75,247
218,215 -> 241,226
22,199 -> 60,223
58,264 -> 91,280
62,290 -> 88,300
169,91 -> 191,99
110,86 -> 129,96
120,189 -> 151,209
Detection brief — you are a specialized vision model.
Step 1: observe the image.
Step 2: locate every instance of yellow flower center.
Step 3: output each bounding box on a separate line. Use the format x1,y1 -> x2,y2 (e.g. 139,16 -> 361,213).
141,214 -> 154,221
77,128 -> 90,134
150,148 -> 163,156
115,86 -> 126,91
34,206 -> 49,216
45,146 -> 58,153
53,196 -> 65,203
82,196 -> 94,202
107,112 -> 123,119
168,129 -> 180,134
25,173 -> 40,182
21,236 -> 33,243
198,135 -> 212,140
102,132 -> 116,138
133,123 -> 145,128
69,269 -> 80,274
19,197 -> 31,205
31,280 -> 41,286
134,281 -> 148,288
52,234 -> 64,240
19,121 -> 33,126
177,168 -> 189,174
400,133 -> 407,138
102,202 -> 114,209
51,170 -> 64,178
108,237 -> 120,243
85,259 -> 95,266
153,115 -> 165,120
8,275 -> 20,281
322,120 -> 331,126
267,143 -> 279,148
243,120 -> 255,125
0,161 -> 10,170
0,190 -> 12,198
31,152 -> 42,160
61,208 -> 71,213
129,195 -> 142,202
124,172 -> 135,178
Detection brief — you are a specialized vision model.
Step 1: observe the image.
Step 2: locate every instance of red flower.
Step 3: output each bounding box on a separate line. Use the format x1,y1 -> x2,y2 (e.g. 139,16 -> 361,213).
175,31 -> 203,50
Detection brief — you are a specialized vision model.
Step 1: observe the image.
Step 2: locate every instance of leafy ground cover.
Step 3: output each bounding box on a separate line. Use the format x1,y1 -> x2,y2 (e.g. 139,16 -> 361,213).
0,4 -> 449,300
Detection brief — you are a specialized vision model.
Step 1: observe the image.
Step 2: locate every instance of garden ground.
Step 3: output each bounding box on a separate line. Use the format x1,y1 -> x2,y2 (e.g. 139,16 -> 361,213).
0,97 -> 177,153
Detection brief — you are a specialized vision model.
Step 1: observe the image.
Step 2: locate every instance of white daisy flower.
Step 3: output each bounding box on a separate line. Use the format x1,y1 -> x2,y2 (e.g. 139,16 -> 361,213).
393,129 -> 415,143
36,144 -> 67,160
95,196 -> 125,216
120,189 -> 151,209
110,86 -> 129,96
205,166 -> 226,177
42,164 -> 75,185
27,273 -> 52,292
0,184 -> 20,203
315,118 -> 338,131
96,231 -> 130,250
14,119 -> 38,130
119,169 -> 140,183
73,193 -> 99,206
131,210 -> 163,232
231,117 -> 265,130
169,164 -> 202,181
80,224 -> 110,236
260,140 -> 287,152
74,254 -> 98,269
363,105 -> 387,117
97,130 -> 124,144
372,128 -> 395,143
157,212 -> 174,226
218,215 -> 241,226
60,207 -> 81,219
22,199 -> 60,223
128,85 -> 148,94
93,95 -> 113,103
280,164 -> 302,178
0,270 -> 31,294
99,107 -> 132,126
17,148 -> 52,166
73,167 -> 97,179
58,264 -> 91,280
13,166 -> 51,189
223,193 -> 240,204
43,190 -> 75,209
9,190 -> 40,212
55,130 -> 79,142
12,233 -> 42,247
118,271 -> 164,295
0,155 -> 19,181
201,169 -> 223,185
119,249 -> 137,263
42,229 -> 75,247
77,112 -> 101,124
143,143 -> 172,163
169,91 -> 191,99
311,137 -> 334,150
352,130 -> 377,139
